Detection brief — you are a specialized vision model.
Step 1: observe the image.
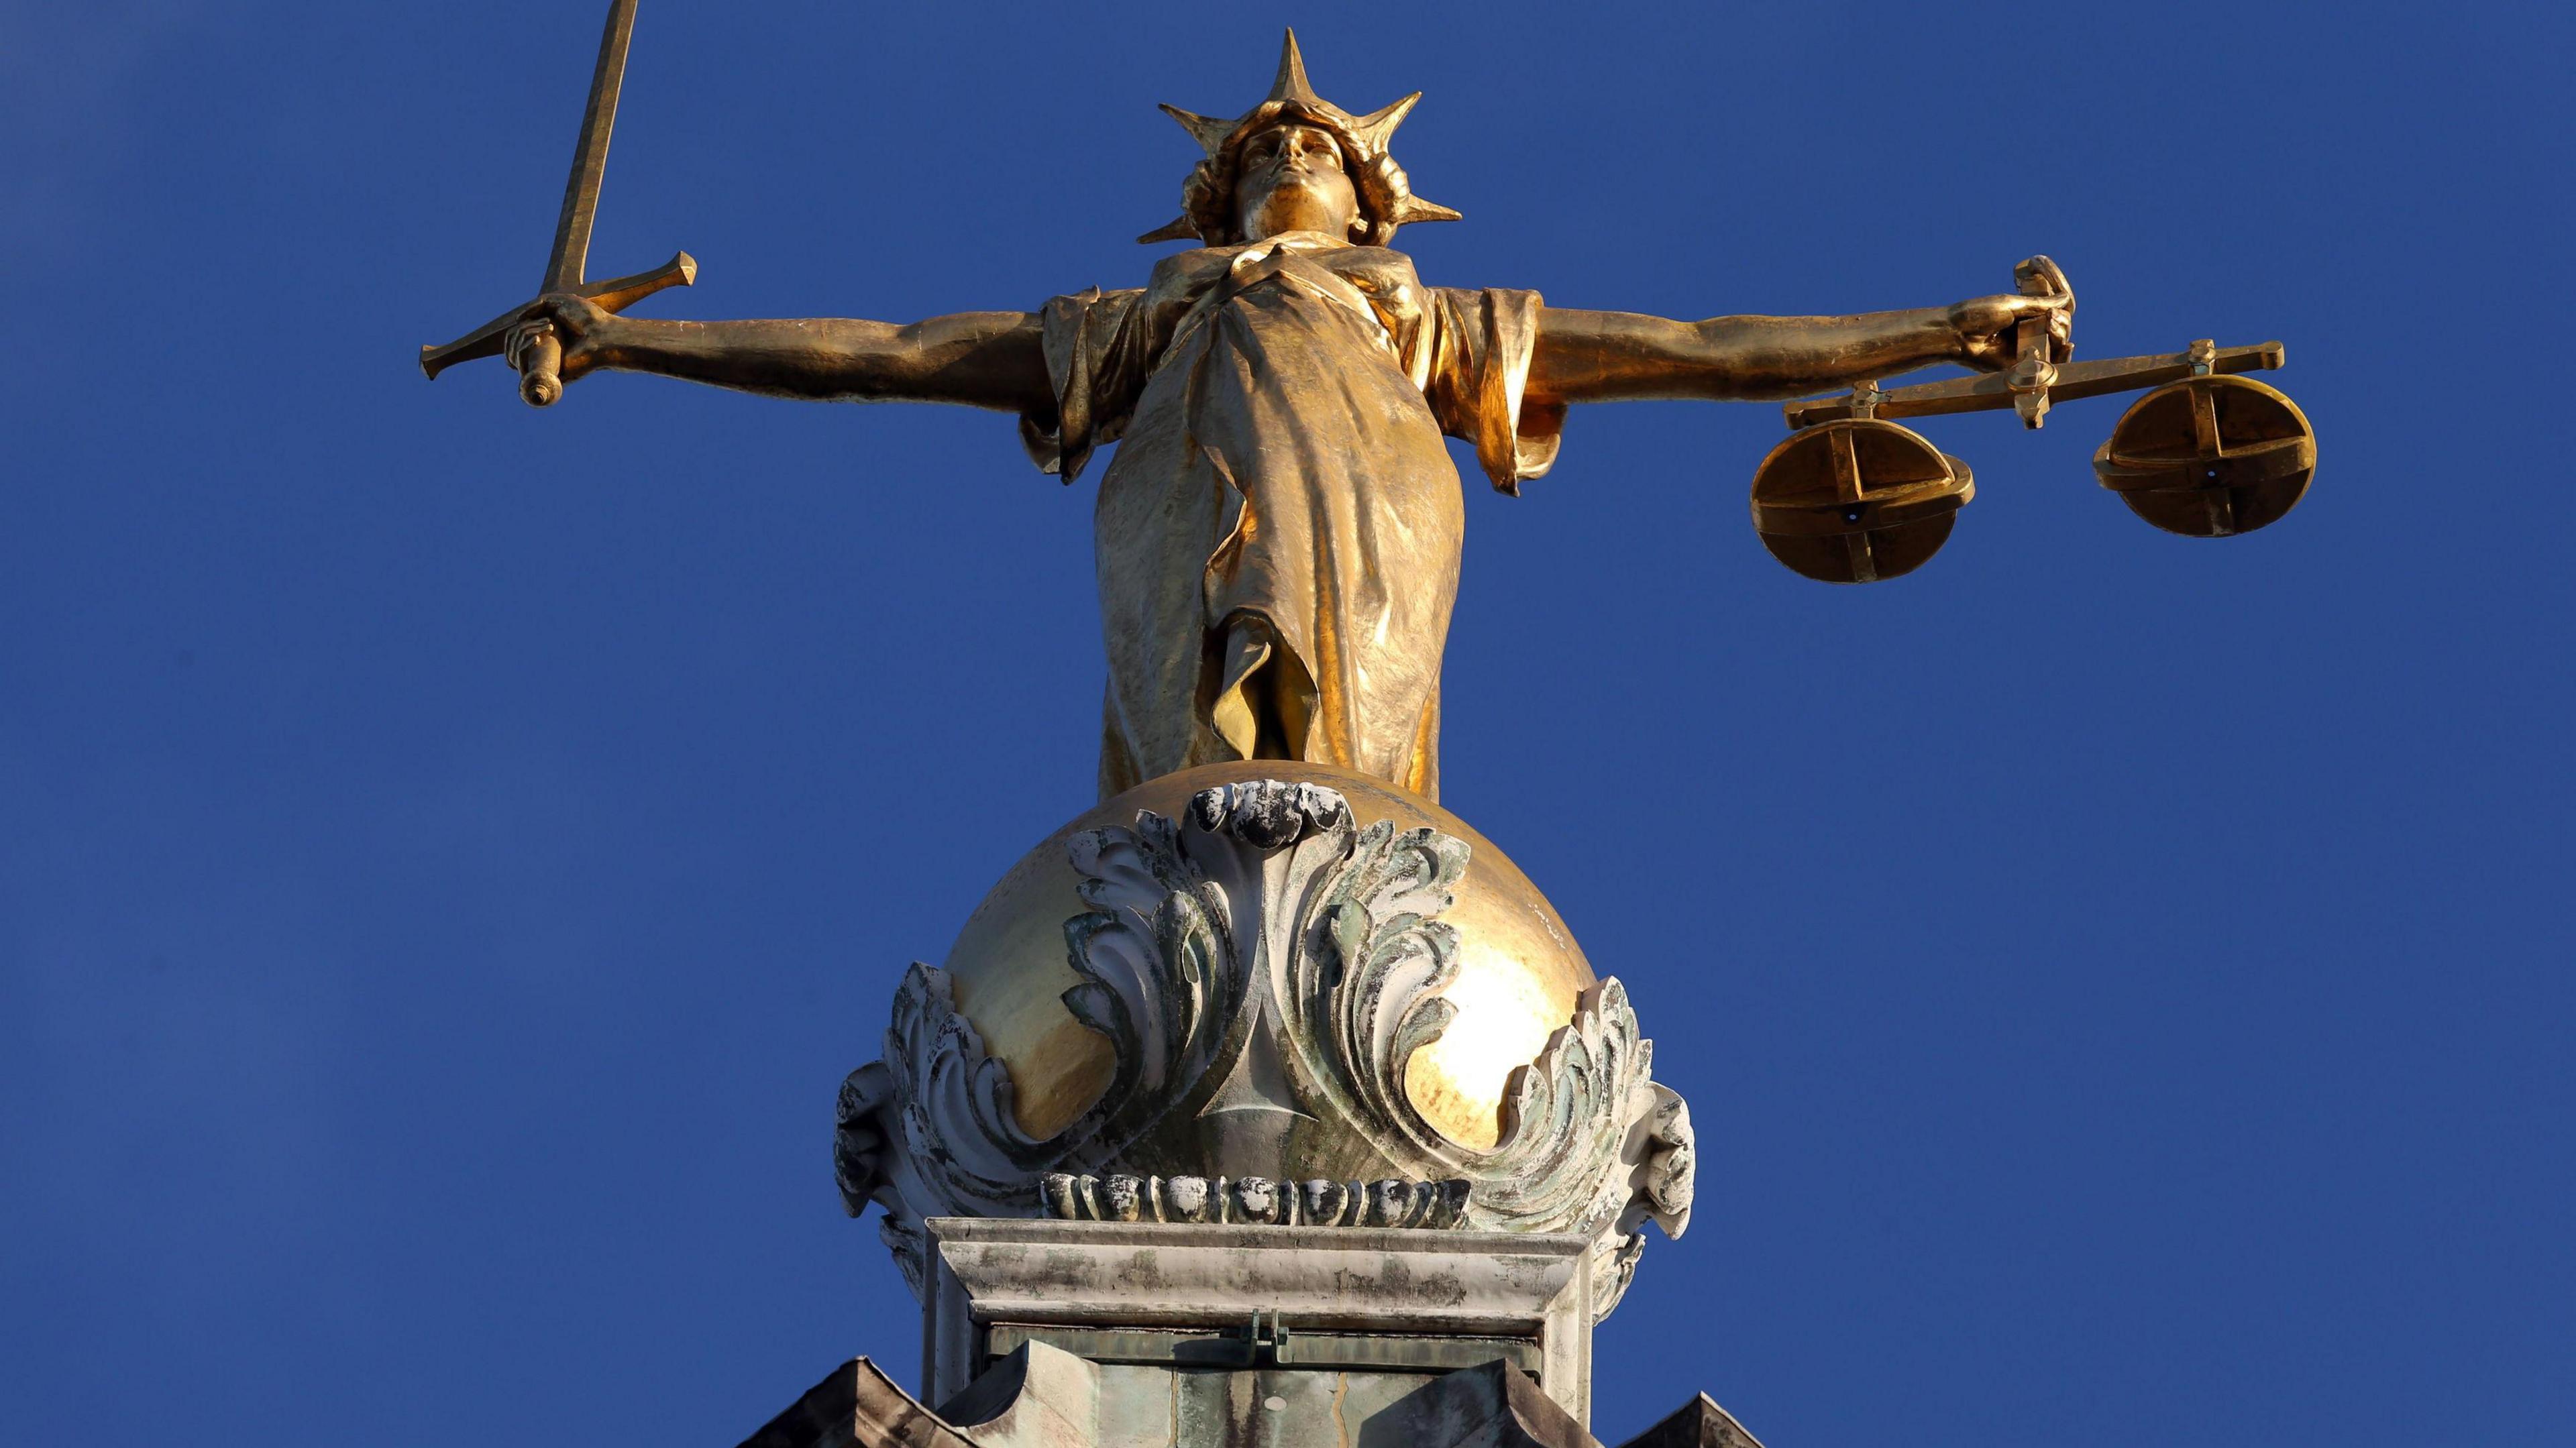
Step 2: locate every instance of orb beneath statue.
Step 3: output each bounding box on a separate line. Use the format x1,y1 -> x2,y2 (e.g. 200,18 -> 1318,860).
939,760 -> 1598,1151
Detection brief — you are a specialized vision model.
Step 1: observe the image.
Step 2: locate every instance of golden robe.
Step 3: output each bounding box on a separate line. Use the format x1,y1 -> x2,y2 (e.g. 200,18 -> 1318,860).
1021,234 -> 1563,801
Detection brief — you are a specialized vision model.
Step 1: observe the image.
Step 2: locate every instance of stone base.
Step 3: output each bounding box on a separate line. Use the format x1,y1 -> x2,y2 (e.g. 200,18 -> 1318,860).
729,1221 -> 1768,1448
729,1355 -> 1768,1448
924,1217 -> 1596,1432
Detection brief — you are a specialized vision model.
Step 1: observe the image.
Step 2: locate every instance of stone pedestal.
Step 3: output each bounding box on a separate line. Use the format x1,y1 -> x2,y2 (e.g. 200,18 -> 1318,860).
922,1217 -> 1595,1438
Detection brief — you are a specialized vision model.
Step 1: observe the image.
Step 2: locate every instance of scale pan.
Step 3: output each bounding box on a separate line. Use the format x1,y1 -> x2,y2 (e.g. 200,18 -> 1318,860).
2094,374 -> 2316,538
1750,418 -> 1973,584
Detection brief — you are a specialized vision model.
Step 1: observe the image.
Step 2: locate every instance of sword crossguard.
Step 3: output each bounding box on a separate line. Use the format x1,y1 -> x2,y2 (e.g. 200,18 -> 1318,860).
418,250 -> 697,398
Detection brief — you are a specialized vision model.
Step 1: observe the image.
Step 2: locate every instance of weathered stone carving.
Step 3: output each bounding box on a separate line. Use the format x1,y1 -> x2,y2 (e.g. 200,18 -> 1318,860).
837,779 -> 1694,1317
1040,1173 -> 1471,1228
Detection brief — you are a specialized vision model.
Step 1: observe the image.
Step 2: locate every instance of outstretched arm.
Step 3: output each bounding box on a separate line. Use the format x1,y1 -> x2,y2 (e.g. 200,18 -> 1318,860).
523,293 -> 1057,416
1527,290 -> 2072,404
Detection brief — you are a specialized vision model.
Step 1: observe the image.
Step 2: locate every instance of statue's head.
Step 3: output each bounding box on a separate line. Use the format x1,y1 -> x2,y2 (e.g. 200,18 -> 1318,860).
1232,119 -> 1360,242
1140,32 -> 1461,249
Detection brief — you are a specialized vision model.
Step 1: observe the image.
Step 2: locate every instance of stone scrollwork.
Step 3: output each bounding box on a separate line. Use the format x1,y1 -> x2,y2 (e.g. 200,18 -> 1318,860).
836,779 -> 1696,1318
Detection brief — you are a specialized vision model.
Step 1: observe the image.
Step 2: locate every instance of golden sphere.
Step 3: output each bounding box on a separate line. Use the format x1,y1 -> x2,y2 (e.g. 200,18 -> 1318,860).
941,761 -> 1597,1150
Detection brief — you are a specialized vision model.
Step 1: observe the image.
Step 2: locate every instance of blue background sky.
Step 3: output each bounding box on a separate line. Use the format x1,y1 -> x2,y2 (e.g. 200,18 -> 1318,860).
4,3 -> 2569,1445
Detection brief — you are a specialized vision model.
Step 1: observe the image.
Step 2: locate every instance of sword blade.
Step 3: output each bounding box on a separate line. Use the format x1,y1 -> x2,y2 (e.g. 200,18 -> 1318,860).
541,0 -> 641,294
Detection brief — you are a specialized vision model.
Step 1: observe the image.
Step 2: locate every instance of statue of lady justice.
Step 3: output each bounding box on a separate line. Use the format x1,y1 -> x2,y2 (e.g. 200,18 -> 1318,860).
518,35 -> 2072,803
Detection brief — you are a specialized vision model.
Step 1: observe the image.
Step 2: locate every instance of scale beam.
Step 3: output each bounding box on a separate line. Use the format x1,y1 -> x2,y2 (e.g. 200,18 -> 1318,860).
1784,341 -> 2286,430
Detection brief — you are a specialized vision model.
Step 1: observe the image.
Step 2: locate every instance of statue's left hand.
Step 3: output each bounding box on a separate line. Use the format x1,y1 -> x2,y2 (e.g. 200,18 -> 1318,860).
1949,288 -> 2074,370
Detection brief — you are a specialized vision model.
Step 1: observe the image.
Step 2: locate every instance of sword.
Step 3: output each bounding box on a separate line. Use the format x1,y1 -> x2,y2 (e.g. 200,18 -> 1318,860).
419,0 -> 694,406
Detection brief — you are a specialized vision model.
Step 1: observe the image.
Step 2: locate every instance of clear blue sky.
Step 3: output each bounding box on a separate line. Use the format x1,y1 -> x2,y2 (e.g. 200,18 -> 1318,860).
3,3 -> 2567,1445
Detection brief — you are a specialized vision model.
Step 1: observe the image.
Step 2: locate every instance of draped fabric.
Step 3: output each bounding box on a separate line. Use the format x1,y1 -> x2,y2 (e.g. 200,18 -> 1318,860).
1019,235 -> 1562,802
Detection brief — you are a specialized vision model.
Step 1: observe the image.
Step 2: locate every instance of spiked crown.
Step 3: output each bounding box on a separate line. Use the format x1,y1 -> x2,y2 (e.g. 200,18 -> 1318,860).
1140,31 -> 1462,247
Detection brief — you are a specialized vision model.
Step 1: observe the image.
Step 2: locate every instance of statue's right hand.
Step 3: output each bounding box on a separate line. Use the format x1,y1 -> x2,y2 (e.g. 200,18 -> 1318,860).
506,292 -> 615,386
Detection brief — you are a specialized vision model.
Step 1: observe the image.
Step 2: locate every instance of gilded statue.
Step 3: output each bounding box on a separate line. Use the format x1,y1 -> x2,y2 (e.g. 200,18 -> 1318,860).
489,34 -> 2072,801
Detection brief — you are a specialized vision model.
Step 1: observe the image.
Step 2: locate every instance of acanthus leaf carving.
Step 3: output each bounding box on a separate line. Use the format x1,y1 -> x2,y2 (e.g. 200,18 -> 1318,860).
835,779 -> 1695,1321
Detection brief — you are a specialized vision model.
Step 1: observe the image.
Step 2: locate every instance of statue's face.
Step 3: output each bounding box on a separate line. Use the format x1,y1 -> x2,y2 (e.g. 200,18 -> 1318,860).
1234,123 -> 1360,241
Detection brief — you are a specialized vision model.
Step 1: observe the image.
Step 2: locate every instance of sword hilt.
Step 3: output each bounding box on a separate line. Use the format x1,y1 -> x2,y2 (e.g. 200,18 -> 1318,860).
419,250 -> 696,395
515,323 -> 565,408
